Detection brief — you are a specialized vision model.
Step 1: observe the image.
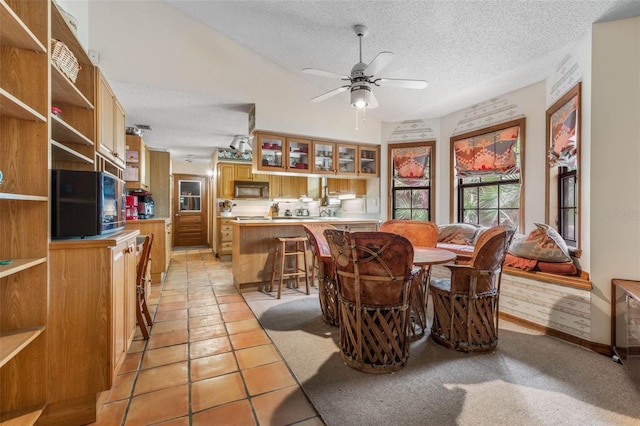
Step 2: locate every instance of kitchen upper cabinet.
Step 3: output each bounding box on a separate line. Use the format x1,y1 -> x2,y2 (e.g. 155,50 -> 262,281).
336,143 -> 358,175
255,133 -> 312,173
125,135 -> 149,190
217,163 -> 269,199
359,145 -> 379,177
269,175 -> 308,199
285,137 -> 312,172
96,68 -> 125,168
254,131 -> 378,177
312,141 -> 336,174
327,178 -> 366,196
256,133 -> 285,171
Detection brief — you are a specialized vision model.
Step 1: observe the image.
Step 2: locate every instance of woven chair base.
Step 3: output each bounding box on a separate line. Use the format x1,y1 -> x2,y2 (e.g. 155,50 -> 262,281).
409,267 -> 427,340
430,286 -> 499,353
319,276 -> 339,327
338,297 -> 410,374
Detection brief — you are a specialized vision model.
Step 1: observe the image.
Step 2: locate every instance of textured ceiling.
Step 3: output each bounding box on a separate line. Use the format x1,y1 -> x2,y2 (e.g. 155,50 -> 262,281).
104,0 -> 640,164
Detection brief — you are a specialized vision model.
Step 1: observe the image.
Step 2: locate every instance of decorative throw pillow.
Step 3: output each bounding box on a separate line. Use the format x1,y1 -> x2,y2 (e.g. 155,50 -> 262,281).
508,223 -> 572,263
437,223 -> 479,245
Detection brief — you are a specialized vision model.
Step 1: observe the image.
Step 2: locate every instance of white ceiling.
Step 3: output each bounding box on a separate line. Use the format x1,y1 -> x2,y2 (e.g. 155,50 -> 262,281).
93,0 -> 640,164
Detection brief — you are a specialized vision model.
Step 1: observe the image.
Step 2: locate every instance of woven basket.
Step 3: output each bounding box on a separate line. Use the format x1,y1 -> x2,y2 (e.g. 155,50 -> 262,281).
51,39 -> 81,83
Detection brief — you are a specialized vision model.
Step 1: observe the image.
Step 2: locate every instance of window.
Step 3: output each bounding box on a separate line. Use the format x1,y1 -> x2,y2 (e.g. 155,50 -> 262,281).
546,82 -> 581,248
388,141 -> 436,221
451,118 -> 525,229
557,167 -> 577,246
179,180 -> 202,211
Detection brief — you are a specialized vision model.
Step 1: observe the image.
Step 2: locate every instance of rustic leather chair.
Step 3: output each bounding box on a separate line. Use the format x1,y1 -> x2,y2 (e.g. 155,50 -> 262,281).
136,234 -> 154,339
379,220 -> 438,339
325,229 -> 415,373
429,226 -> 512,353
302,224 -> 339,326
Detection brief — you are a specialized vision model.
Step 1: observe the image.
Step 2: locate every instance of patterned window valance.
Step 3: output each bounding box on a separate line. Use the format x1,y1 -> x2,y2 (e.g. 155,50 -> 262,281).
453,126 -> 520,178
393,145 -> 431,179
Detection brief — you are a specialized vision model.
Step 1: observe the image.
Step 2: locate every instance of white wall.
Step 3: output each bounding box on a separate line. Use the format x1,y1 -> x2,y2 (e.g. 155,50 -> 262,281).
590,16 -> 640,344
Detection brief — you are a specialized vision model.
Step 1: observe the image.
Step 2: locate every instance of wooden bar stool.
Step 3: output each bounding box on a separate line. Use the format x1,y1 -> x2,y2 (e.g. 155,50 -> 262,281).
269,236 -> 311,299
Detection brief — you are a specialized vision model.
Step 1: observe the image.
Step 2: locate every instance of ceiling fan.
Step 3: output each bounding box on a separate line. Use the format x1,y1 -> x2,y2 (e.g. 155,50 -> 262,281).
302,24 -> 428,109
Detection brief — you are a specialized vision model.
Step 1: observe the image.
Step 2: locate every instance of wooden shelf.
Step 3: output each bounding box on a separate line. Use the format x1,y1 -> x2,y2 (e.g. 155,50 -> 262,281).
51,140 -> 94,164
0,193 -> 48,202
0,326 -> 45,368
0,88 -> 46,122
0,0 -> 46,52
51,65 -> 93,109
0,257 -> 47,279
50,1 -> 91,65
51,114 -> 94,146
0,404 -> 45,426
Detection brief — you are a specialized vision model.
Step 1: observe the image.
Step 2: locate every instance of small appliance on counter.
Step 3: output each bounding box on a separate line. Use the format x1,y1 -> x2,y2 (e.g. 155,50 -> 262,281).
130,190 -> 155,219
125,195 -> 138,220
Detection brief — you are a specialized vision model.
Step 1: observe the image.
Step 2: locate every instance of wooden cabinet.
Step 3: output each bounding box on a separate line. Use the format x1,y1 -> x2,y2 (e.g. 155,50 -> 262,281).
125,134 -> 149,190
269,175 -> 308,199
336,143 -> 358,175
149,150 -> 172,219
217,162 -> 267,199
359,145 -> 379,177
255,133 -> 285,171
217,218 -> 235,256
612,279 -> 640,388
255,133 -> 312,173
0,1 -> 49,423
254,131 -> 379,177
313,141 -> 336,174
96,68 -> 125,169
125,219 -> 172,283
327,178 -> 367,196
45,231 -> 139,425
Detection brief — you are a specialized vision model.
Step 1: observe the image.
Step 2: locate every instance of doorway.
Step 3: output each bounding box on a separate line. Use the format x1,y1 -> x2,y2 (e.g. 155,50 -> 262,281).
173,174 -> 208,247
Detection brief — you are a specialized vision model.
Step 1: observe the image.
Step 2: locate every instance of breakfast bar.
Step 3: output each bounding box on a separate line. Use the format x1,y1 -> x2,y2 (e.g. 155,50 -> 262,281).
231,218 -> 380,292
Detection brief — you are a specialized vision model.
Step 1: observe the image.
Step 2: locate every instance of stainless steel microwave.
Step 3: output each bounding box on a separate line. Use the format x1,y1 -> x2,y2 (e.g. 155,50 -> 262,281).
234,181 -> 270,199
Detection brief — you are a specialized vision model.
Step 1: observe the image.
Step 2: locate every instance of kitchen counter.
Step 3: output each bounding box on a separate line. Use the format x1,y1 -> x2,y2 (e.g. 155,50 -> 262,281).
125,218 -> 172,283
231,218 -> 380,292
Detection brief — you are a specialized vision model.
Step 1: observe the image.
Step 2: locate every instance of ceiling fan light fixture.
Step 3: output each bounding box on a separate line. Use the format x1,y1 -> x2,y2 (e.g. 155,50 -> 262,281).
350,84 -> 371,109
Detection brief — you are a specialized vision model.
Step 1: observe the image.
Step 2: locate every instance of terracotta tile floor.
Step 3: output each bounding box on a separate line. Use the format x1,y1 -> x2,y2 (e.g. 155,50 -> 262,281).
91,247 -> 323,426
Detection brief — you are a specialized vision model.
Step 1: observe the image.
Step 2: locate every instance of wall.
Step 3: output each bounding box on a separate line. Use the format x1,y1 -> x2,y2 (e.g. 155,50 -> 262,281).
590,16 -> 640,344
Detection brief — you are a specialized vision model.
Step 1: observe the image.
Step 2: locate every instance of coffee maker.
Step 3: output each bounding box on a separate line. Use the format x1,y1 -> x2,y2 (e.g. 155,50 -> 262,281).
130,190 -> 155,219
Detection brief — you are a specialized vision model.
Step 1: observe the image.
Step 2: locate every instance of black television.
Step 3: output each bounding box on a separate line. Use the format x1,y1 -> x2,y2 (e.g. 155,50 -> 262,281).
51,169 -> 125,238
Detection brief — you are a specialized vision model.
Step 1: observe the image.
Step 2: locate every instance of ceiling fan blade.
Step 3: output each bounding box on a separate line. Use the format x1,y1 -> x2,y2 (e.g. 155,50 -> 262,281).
302,68 -> 349,80
310,86 -> 349,102
364,51 -> 395,76
367,90 -> 379,109
376,78 -> 428,89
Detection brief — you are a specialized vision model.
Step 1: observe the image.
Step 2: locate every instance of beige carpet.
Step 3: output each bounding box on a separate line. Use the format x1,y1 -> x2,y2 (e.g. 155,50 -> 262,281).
244,285 -> 640,426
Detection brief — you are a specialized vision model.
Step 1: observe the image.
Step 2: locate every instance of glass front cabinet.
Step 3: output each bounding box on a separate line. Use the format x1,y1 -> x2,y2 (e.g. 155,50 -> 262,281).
359,145 -> 379,177
313,141 -> 336,174
337,143 -> 358,175
254,132 -> 379,177
286,137 -> 312,172
256,133 -> 285,171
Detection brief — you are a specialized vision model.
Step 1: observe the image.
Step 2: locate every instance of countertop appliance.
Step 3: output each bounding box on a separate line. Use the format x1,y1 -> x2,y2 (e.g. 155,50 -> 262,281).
125,195 -> 138,220
234,180 -> 269,199
130,190 -> 155,219
51,169 -> 125,238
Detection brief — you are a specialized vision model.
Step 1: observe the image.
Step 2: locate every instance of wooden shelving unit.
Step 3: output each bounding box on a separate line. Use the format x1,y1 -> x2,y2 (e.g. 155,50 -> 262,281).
0,0 -> 50,423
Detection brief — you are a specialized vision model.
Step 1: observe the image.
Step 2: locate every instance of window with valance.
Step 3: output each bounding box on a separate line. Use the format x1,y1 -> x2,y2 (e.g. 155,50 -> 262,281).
388,141 -> 436,221
451,119 -> 525,229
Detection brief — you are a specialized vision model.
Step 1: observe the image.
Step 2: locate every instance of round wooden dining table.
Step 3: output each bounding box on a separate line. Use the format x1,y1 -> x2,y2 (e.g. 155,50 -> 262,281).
409,247 -> 457,339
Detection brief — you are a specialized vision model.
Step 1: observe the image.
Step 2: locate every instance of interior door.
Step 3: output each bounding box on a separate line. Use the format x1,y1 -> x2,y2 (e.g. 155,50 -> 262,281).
173,174 -> 208,247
